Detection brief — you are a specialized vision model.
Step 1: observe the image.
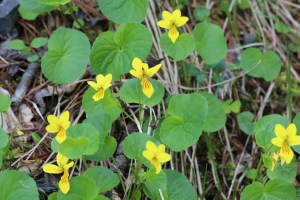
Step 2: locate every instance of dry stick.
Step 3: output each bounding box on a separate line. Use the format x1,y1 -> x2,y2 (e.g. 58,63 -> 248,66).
194,157 -> 204,199
222,0 -> 236,31
249,0 -> 266,47
223,126 -> 234,163
227,136 -> 250,199
11,62 -> 40,105
264,1 -> 277,48
256,82 -> 275,119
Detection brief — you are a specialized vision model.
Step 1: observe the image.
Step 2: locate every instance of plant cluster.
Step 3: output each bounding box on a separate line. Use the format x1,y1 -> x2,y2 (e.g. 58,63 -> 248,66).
0,0 -> 299,200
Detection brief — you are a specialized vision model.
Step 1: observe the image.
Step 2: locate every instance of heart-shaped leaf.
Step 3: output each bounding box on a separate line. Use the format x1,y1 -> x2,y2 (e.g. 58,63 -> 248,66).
84,136 -> 117,161
0,170 -> 39,200
160,33 -> 195,61
193,23 -> 227,65
90,23 -> 152,79
17,0 -> 55,13
97,0 -> 148,24
241,179 -> 296,200
41,28 -> 91,84
239,48 -> 281,81
159,93 -> 208,151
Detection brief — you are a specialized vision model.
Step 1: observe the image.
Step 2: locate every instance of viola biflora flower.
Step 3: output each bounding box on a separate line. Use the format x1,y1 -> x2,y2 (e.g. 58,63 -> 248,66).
271,123 -> 300,164
43,153 -> 74,194
142,141 -> 171,174
46,111 -> 70,143
129,57 -> 161,98
157,9 -> 189,43
87,74 -> 112,101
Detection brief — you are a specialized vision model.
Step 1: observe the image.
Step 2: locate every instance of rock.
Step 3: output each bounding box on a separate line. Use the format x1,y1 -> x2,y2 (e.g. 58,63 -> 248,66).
0,0 -> 19,36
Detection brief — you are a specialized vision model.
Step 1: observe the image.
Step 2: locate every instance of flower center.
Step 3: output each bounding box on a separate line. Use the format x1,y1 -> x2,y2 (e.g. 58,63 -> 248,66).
61,171 -> 69,184
282,144 -> 290,154
96,88 -> 104,98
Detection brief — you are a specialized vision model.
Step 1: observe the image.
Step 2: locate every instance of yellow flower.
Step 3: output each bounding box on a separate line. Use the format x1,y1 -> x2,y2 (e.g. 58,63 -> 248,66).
46,111 -> 70,143
87,74 -> 112,101
129,57 -> 161,98
157,9 -> 189,43
43,153 -> 74,194
271,123 -> 300,164
142,141 -> 171,174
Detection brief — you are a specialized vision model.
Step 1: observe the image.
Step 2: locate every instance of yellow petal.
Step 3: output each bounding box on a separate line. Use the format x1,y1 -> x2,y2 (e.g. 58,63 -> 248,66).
143,150 -> 155,161
64,161 -> 74,171
162,10 -> 172,21
46,124 -> 60,133
92,89 -> 105,101
56,129 -> 67,143
157,20 -> 171,29
288,135 -> 300,146
146,64 -> 162,77
101,74 -> 112,88
96,74 -> 105,84
46,115 -> 60,133
175,16 -> 189,27
280,145 -> 294,164
271,137 -> 284,147
132,57 -> 144,72
151,160 -> 162,174
168,25 -> 179,43
157,144 -> 165,154
87,81 -> 100,91
274,124 -> 287,139
156,153 -> 171,163
141,78 -> 154,98
146,141 -> 157,152
57,153 -> 69,168
287,123 -> 297,138
43,163 -> 63,174
59,171 -> 70,194
129,69 -> 143,79
59,111 -> 70,130
171,9 -> 181,20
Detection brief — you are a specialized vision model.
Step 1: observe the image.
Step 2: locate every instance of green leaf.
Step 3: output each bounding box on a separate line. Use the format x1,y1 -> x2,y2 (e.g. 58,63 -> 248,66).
245,169 -> 258,180
199,92 -> 226,133
267,161 -> 297,183
0,94 -> 11,112
241,179 -> 296,200
237,112 -> 255,135
59,123 -> 100,159
143,169 -> 167,200
120,78 -> 164,106
0,170 -> 39,200
97,0 -> 148,24
57,176 -> 99,200
17,0 -> 55,13
31,37 -> 48,48
193,23 -> 227,65
82,166 -> 120,193
83,112 -> 112,141
0,128 -> 9,149
90,23 -> 152,79
223,99 -> 241,114
48,192 -> 58,200
37,0 -> 70,6
18,6 -> 39,20
164,169 -> 197,200
27,55 -> 39,63
123,132 -> 157,167
239,48 -> 281,81
160,33 -> 195,61
82,89 -> 121,122
84,136 -> 117,161
254,115 -> 289,150
41,28 -> 91,84
159,93 -> 208,151
9,39 -> 27,51
275,20 -> 290,34
193,6 -> 210,22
